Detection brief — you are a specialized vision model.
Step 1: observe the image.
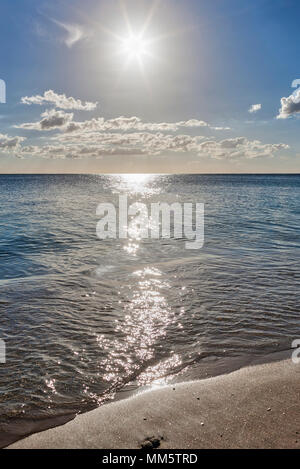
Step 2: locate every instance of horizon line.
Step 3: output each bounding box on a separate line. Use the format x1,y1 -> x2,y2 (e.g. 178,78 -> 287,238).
0,172 -> 300,176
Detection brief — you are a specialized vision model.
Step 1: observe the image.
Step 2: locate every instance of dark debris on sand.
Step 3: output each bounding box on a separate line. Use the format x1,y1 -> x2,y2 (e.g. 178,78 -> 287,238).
140,436 -> 163,450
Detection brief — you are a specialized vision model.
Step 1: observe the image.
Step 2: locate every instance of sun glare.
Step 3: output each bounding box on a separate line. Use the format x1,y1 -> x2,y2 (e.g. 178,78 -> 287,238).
121,34 -> 148,60
100,0 -> 169,86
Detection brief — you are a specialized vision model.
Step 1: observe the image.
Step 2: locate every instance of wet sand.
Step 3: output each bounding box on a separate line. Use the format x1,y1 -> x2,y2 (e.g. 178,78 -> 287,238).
7,359 -> 300,449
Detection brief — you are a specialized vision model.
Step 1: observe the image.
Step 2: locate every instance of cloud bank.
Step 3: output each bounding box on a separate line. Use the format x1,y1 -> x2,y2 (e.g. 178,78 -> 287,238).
14,133 -> 288,161
16,114 -> 211,133
2,90 -> 288,162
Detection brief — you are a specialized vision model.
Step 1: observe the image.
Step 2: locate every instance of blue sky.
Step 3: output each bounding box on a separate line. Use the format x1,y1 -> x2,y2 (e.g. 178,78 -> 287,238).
0,0 -> 299,173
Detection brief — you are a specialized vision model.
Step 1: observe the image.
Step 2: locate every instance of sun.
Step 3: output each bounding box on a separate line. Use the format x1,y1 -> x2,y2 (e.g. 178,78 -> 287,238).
100,0 -> 170,85
121,33 -> 149,61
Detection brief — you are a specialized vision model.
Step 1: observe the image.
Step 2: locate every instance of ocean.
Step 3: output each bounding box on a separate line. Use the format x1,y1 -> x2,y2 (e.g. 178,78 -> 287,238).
0,173 -> 300,445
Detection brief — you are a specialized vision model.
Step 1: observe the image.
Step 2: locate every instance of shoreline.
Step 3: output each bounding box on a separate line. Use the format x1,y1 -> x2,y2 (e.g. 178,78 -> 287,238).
7,358 -> 300,449
0,348 -> 291,448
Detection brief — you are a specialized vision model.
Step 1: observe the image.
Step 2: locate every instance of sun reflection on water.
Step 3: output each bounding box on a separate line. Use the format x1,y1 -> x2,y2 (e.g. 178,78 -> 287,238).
106,174 -> 161,255
89,174 -> 182,399
96,266 -> 182,390
109,173 -> 159,196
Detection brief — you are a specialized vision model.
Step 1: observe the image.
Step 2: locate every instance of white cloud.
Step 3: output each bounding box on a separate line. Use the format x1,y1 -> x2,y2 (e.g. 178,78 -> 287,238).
7,91 -> 290,162
17,109 -> 74,131
16,132 -> 205,160
0,133 -> 25,151
178,119 -> 208,128
14,131 -> 288,162
16,113 -> 213,134
63,116 -> 210,134
211,126 -> 231,131
277,87 -> 300,119
54,20 -> 87,48
198,137 -> 289,160
21,90 -> 97,111
248,104 -> 262,113
18,90 -> 233,132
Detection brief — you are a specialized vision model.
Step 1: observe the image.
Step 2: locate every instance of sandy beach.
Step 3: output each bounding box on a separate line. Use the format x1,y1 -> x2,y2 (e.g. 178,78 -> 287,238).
7,359 -> 300,449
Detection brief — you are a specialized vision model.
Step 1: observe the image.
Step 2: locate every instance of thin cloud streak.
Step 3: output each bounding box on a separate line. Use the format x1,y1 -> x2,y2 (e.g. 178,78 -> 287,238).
53,19 -> 87,48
